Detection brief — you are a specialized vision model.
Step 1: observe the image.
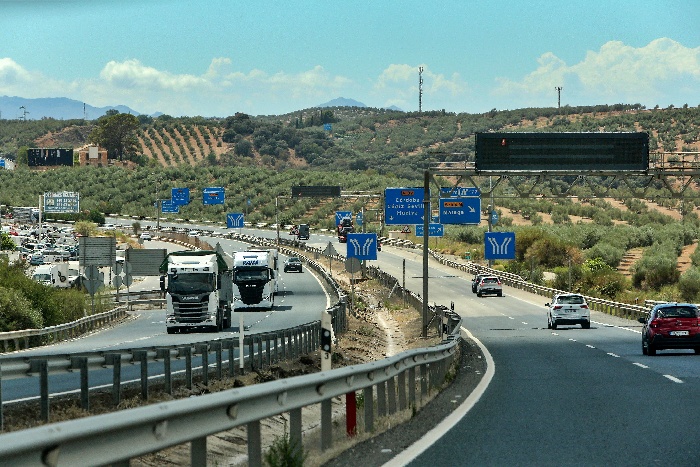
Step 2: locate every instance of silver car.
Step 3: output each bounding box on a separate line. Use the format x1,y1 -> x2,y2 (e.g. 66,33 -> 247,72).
476,276 -> 502,297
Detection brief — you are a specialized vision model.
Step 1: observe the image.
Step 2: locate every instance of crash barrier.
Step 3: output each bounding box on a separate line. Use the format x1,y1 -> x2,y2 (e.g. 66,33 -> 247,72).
0,229 -> 463,466
0,305 -> 129,354
0,320 -> 461,466
425,249 -> 651,321
0,302 -> 346,429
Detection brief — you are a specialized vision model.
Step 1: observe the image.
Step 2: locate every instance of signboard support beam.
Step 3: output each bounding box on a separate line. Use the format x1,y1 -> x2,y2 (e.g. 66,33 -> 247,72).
422,171 -> 430,339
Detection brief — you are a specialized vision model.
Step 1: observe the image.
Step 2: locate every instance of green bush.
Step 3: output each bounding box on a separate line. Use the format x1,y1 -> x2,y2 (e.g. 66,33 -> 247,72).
678,267 -> 700,302
0,286 -> 43,331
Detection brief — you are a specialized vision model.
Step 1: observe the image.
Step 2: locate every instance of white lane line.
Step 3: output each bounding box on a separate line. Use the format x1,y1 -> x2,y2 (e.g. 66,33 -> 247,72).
508,316 -> 515,320
521,322 -> 528,325
607,352 -> 620,358
385,326 -> 495,466
569,338 -> 577,342
586,344 -> 596,349
633,362 -> 649,368
664,375 -> 684,383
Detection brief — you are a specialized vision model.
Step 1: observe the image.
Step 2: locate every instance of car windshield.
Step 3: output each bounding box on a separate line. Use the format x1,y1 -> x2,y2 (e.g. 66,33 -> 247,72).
288,258 -> 301,263
656,306 -> 699,318
483,277 -> 498,283
558,295 -> 585,304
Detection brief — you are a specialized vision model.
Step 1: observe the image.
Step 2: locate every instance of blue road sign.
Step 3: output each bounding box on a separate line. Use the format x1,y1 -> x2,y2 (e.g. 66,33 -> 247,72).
336,211 -> 352,225
346,233 -> 378,260
202,187 -> 225,205
440,187 -> 481,197
0,159 -> 5,168
226,213 -> 244,228
356,211 -> 363,226
172,187 -> 190,205
484,232 -> 516,260
385,188 -> 425,225
324,123 -> 332,131
161,199 -> 180,213
491,210 -> 499,225
415,223 -> 444,237
440,197 -> 481,224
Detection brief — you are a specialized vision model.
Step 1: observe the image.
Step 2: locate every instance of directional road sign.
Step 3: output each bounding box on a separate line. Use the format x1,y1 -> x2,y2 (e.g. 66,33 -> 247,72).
484,232 -> 516,260
440,197 -> 481,224
226,213 -> 245,228
356,211 -> 363,226
335,211 -> 352,225
172,188 -> 190,205
346,233 -> 378,261
202,187 -> 225,205
161,199 -> 180,214
385,188 -> 425,225
415,223 -> 444,237
440,187 -> 481,197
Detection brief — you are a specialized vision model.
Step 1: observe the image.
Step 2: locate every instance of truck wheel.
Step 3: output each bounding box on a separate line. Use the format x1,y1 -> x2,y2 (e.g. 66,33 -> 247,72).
167,327 -> 176,334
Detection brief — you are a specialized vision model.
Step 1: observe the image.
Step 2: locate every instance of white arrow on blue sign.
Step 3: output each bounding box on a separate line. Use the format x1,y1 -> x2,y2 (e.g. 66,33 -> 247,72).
440,197 -> 481,224
336,211 -> 352,224
484,232 -> 515,260
415,223 -> 444,237
226,213 -> 244,228
385,188 -> 425,225
440,187 -> 481,197
346,233 -> 378,260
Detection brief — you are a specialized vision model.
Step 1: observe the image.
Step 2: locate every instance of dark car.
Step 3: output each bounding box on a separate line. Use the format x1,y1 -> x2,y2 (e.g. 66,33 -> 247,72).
638,302 -> 700,356
283,257 -> 303,273
471,274 -> 486,293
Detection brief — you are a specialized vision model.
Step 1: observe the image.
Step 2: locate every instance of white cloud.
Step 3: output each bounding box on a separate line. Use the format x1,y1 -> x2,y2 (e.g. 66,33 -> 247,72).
494,38 -> 700,106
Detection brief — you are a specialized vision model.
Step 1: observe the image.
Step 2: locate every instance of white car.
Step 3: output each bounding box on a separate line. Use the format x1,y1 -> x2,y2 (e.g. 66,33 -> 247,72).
139,232 -> 152,241
546,293 -> 590,329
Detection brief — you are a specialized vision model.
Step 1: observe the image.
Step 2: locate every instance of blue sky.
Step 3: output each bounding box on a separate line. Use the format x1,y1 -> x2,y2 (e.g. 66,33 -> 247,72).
1,0 -> 699,117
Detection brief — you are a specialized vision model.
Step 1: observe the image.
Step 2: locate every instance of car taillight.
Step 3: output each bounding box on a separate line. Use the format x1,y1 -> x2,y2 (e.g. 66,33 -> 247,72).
497,280 -> 502,285
580,305 -> 589,309
553,305 -> 563,310
649,319 -> 660,328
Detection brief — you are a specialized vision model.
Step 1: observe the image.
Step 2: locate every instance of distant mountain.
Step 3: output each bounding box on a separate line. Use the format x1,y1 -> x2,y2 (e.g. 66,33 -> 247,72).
317,97 -> 367,108
0,96 -> 143,120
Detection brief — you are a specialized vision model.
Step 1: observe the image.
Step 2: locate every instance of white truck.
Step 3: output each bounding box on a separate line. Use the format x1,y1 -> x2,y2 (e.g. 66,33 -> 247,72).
232,249 -> 279,310
31,263 -> 78,288
159,250 -> 234,333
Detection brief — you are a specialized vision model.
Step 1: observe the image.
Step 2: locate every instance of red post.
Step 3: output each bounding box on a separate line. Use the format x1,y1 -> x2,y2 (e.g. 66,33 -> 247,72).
346,391 -> 357,436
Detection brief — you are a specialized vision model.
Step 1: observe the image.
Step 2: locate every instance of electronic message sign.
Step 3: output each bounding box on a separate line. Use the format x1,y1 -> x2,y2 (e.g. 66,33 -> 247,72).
475,132 -> 649,171
44,191 -> 80,214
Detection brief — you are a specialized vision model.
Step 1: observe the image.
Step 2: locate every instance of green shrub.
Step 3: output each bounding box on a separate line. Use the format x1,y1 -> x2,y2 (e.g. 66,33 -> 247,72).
678,267 -> 700,302
0,286 -> 43,331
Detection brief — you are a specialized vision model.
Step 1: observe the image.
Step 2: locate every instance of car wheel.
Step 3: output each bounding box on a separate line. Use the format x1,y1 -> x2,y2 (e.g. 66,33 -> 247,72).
581,321 -> 590,329
477,291 -> 482,297
167,327 -> 176,334
642,342 -> 647,355
694,347 -> 700,355
551,320 -> 558,330
547,314 -> 552,329
647,343 -> 657,356
497,291 -> 503,297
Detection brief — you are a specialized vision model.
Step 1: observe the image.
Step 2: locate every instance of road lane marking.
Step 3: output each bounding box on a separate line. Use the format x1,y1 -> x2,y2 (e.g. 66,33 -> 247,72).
586,344 -> 596,349
664,375 -> 684,383
633,362 -> 649,368
607,353 -> 620,358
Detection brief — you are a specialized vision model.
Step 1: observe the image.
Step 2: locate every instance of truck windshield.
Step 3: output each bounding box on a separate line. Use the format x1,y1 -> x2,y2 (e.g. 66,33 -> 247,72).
234,268 -> 269,282
168,273 -> 214,294
33,274 -> 51,282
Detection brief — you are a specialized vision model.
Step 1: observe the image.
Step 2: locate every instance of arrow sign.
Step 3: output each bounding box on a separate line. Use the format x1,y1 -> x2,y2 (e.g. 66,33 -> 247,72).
440,187 -> 481,197
346,233 -> 378,260
227,213 -> 244,228
416,223 -> 444,237
384,187 -> 425,225
484,232 -> 516,260
440,197 -> 481,224
335,211 -> 352,225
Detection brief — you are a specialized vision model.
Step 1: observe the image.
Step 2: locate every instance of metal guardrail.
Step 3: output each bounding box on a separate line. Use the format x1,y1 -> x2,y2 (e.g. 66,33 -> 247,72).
0,230 -> 463,466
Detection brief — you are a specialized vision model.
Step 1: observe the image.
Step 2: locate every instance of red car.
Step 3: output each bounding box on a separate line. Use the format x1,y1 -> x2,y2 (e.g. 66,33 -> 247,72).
638,303 -> 700,356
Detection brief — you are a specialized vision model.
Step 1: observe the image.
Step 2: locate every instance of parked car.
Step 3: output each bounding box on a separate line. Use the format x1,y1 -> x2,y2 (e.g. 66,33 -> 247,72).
638,302 -> 700,356
283,257 -> 303,273
476,276 -> 502,297
29,253 -> 45,265
546,293 -> 590,329
471,274 -> 487,293
139,232 -> 152,241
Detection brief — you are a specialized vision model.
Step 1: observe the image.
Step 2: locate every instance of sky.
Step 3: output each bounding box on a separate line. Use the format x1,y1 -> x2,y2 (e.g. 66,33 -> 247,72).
1,0 -> 699,118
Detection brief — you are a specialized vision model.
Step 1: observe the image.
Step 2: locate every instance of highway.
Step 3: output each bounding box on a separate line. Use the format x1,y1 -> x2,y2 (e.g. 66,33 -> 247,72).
6,219 -> 700,465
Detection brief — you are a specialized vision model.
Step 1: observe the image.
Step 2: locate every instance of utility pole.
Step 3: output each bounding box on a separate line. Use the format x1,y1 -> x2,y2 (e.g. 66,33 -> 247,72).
418,66 -> 424,113
555,86 -> 563,109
